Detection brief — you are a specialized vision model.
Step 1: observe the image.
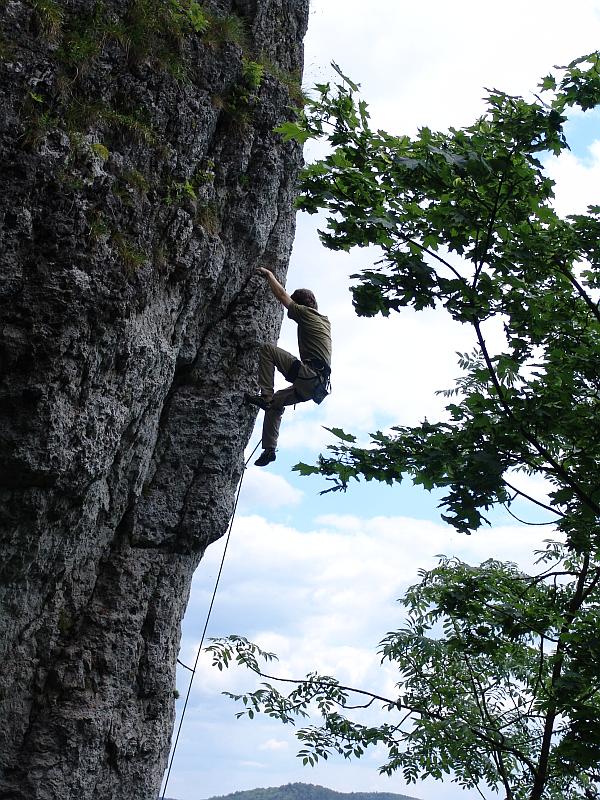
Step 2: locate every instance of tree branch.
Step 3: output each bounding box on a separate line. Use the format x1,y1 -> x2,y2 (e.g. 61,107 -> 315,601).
531,551 -> 591,800
455,620 -> 531,791
473,162 -> 508,285
503,478 -> 565,517
502,505 -> 557,526
530,634 -> 547,714
329,174 -> 468,285
251,668 -> 398,709
475,321 -> 600,517
555,259 -> 600,325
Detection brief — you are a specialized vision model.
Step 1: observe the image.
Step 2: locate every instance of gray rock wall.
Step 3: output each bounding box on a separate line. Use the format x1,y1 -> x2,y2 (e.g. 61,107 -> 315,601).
0,1 -> 309,797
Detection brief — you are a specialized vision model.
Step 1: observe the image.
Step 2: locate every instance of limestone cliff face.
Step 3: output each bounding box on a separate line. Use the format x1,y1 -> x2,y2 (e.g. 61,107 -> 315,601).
0,1 -> 308,797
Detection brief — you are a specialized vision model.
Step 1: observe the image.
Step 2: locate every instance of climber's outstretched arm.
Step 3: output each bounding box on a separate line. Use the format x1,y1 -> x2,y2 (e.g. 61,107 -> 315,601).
257,267 -> 292,308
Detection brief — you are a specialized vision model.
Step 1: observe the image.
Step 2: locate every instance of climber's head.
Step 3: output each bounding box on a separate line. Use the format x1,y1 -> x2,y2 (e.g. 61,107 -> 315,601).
291,288 -> 318,310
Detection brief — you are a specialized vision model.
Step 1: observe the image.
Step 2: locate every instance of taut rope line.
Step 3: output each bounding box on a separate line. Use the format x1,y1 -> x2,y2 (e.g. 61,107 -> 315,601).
160,439 -> 261,799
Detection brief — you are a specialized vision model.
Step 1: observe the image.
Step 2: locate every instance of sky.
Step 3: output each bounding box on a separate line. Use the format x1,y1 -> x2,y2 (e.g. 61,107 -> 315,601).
162,3 -> 600,799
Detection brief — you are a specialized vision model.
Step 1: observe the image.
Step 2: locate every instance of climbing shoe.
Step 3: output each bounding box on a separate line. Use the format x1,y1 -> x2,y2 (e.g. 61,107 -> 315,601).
244,393 -> 272,411
254,447 -> 276,467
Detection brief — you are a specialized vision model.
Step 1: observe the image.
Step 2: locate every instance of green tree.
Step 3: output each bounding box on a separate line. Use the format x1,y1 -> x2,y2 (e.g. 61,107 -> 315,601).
209,54 -> 600,800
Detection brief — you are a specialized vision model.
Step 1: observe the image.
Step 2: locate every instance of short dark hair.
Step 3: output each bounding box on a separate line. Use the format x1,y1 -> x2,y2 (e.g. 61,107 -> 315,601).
291,288 -> 318,310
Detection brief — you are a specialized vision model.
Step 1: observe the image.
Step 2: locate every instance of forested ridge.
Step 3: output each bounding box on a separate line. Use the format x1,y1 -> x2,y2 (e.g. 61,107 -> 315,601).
200,782 -> 419,800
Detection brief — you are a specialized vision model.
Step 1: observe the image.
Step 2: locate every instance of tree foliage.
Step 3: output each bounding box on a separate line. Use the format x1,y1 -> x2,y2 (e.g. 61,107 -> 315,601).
290,55 -> 600,546
211,54 -> 600,800
210,538 -> 600,799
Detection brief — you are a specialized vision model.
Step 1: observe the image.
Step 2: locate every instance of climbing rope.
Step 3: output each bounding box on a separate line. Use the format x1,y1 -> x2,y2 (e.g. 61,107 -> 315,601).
160,439 -> 261,800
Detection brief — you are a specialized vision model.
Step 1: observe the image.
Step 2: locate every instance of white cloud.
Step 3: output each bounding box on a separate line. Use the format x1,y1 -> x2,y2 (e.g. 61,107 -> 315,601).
240,468 -> 304,511
259,739 -> 289,752
545,137 -> 600,217
314,514 -> 362,532
188,512 -> 553,690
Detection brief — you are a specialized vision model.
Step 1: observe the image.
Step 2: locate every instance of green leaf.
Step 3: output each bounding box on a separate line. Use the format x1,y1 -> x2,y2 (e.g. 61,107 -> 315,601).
323,426 -> 357,443
540,74 -> 557,91
274,121 -> 312,144
331,61 -> 359,92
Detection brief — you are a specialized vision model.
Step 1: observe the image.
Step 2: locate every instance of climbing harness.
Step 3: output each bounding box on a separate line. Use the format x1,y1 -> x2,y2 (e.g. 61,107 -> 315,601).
310,365 -> 331,405
160,439 -> 261,800
286,357 -> 332,404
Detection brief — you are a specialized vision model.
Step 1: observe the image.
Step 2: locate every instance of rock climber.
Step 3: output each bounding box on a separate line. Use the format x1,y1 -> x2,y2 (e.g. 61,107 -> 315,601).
245,267 -> 332,467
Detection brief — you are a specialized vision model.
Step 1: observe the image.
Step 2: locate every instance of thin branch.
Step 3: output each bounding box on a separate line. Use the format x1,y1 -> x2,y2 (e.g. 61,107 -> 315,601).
342,697 -> 377,711
503,479 -> 565,517
459,732 -> 492,800
529,635 -> 547,715
397,709 -> 413,729
555,260 -> 600,324
475,322 -> 600,517
524,570 -> 580,587
251,668 -> 398,708
328,175 -> 468,285
473,163 -> 507,285
503,505 -> 557,526
573,678 -> 600,705
396,230 -> 466,283
470,774 -> 489,800
454,621 -> 528,794
471,726 -> 538,778
581,566 -> 600,603
465,598 -> 561,644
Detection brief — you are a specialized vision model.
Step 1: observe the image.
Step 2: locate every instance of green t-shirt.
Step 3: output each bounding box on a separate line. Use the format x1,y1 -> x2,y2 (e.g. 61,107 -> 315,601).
287,301 -> 332,366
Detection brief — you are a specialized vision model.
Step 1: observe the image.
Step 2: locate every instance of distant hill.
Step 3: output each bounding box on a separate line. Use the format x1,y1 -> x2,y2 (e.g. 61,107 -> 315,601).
198,782 -> 420,800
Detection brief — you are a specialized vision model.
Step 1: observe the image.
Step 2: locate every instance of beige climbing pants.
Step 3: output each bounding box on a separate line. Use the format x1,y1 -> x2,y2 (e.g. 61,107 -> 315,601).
258,343 -> 318,450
